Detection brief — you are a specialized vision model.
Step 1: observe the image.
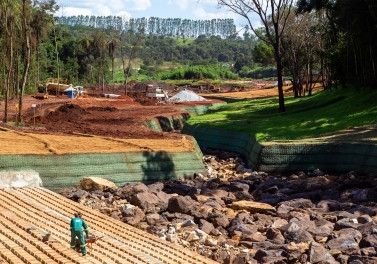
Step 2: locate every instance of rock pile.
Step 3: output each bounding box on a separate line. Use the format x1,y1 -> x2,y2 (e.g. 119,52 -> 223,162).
59,149 -> 377,264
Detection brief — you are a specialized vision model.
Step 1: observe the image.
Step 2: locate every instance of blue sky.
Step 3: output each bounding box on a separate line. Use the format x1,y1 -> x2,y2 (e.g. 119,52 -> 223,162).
55,0 -> 259,33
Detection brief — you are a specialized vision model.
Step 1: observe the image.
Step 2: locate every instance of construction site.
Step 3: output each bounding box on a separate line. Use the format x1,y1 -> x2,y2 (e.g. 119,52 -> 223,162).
1,82 -> 377,264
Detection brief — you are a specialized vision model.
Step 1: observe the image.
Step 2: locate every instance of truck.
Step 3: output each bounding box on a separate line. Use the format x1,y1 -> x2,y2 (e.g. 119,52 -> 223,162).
38,78 -> 84,96
146,84 -> 167,99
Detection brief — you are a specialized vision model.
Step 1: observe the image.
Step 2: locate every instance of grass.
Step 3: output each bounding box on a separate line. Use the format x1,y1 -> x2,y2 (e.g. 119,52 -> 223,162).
187,87 -> 377,142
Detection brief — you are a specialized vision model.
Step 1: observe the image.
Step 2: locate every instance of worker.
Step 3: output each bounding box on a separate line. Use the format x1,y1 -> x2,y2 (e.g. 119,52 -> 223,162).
70,212 -> 89,256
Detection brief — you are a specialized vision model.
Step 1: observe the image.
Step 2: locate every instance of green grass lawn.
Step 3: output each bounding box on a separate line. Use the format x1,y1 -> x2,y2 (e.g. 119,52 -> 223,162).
187,87 -> 377,142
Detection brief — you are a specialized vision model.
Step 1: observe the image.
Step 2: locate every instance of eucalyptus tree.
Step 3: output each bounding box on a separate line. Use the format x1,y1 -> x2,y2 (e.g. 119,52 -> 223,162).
217,0 -> 294,112
0,0 -> 20,122
30,0 -> 57,84
92,30 -> 108,93
108,32 -> 120,90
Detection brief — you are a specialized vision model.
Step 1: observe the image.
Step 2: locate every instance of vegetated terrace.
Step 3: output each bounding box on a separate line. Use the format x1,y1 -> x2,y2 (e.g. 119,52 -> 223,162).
187,87 -> 377,142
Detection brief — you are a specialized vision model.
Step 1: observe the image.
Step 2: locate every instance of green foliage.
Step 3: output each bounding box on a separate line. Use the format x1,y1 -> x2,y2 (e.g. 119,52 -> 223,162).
187,88 -> 377,141
158,65 -> 238,80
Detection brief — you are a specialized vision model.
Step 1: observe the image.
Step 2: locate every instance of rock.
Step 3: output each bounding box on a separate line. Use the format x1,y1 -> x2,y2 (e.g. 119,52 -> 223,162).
317,200 -> 341,212
168,196 -> 197,214
242,232 -> 266,242
266,228 -> 285,244
130,192 -> 166,212
211,214 -> 230,228
357,214 -> 373,224
65,189 -> 88,200
186,231 -> 200,242
166,233 -> 179,243
271,219 -> 289,229
199,219 -> 215,234
350,189 -> 377,203
360,234 -> 377,248
326,229 -> 362,255
228,223 -> 258,237
121,204 -> 134,217
164,181 -> 196,196
77,177 -> 117,192
229,181 -> 250,192
231,200 -> 276,214
308,241 -> 336,263
360,247 -> 376,256
114,183 -> 148,200
181,219 -> 195,228
233,251 -> 251,264
147,182 -> 164,193
334,218 -> 360,231
122,207 -> 145,226
146,213 -> 162,225
347,255 -> 377,264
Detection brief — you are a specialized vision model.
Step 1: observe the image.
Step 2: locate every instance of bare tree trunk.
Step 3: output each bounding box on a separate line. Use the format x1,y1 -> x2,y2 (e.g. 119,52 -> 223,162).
18,0 -> 31,123
4,32 -> 14,123
275,41 -> 285,112
124,34 -> 143,96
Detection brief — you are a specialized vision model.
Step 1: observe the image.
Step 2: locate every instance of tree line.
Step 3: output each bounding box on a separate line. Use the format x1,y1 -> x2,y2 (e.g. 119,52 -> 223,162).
56,16 -> 237,39
1,0 -> 377,122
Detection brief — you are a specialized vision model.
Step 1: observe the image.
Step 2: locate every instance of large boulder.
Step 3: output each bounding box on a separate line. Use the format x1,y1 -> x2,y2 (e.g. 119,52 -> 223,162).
130,192 -> 168,212
77,177 -> 117,192
168,196 -> 198,214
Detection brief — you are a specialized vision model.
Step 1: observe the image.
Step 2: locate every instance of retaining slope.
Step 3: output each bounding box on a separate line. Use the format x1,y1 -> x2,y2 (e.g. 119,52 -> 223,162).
183,125 -> 377,175
0,187 -> 218,264
0,129 -> 205,190
0,151 -> 205,191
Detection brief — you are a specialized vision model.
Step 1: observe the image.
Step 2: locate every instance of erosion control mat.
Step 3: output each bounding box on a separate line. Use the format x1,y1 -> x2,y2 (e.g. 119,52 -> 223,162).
0,187 -> 217,264
183,125 -> 377,175
0,129 -> 205,190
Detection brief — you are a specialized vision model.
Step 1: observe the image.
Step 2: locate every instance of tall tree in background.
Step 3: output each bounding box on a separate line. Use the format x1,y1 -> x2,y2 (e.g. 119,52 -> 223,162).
217,0 -> 294,112
18,0 -> 32,123
108,33 -> 119,90
30,0 -> 57,85
0,0 -> 19,123
121,32 -> 143,96
92,30 -> 108,93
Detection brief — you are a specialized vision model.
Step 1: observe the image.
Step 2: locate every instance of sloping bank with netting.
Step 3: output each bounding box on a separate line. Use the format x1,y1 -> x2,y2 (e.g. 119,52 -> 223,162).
0,129 -> 205,191
0,151 -> 205,191
182,125 -> 377,175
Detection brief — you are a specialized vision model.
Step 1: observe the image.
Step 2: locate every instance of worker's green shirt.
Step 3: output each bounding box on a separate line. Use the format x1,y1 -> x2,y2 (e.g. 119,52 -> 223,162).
70,217 -> 88,232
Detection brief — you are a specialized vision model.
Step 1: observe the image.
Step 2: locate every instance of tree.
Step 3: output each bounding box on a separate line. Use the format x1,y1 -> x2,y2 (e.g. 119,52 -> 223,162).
121,32 -> 143,95
1,0 -> 19,123
217,0 -> 294,112
18,0 -> 32,123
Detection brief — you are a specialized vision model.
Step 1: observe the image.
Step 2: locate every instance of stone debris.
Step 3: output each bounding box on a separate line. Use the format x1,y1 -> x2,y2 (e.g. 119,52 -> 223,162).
60,149 -> 377,264
168,89 -> 207,103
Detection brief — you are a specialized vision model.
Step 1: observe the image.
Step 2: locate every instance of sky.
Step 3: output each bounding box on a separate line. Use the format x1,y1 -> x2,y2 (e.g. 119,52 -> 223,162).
55,0 -> 260,34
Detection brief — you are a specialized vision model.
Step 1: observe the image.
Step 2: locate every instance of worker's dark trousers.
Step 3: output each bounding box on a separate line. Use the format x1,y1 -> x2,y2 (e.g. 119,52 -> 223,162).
70,231 -> 87,255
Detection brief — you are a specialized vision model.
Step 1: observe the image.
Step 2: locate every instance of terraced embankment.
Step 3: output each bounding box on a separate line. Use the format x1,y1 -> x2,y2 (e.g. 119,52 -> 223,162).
183,125 -> 377,174
0,128 -> 205,190
0,187 -> 218,264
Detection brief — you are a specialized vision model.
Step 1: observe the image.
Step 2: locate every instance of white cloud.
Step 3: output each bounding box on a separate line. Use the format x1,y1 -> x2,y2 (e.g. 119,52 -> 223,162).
194,7 -> 236,20
168,0 -> 189,11
128,0 -> 151,11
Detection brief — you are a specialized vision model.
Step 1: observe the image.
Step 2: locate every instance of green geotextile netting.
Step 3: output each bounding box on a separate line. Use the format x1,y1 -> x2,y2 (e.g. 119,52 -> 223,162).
182,125 -> 377,175
180,102 -> 226,116
145,114 -> 190,132
182,125 -> 262,168
144,103 -> 226,132
0,151 -> 206,191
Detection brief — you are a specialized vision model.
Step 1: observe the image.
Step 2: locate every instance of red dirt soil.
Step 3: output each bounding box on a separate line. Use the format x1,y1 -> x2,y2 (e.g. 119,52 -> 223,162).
0,92 -> 222,139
